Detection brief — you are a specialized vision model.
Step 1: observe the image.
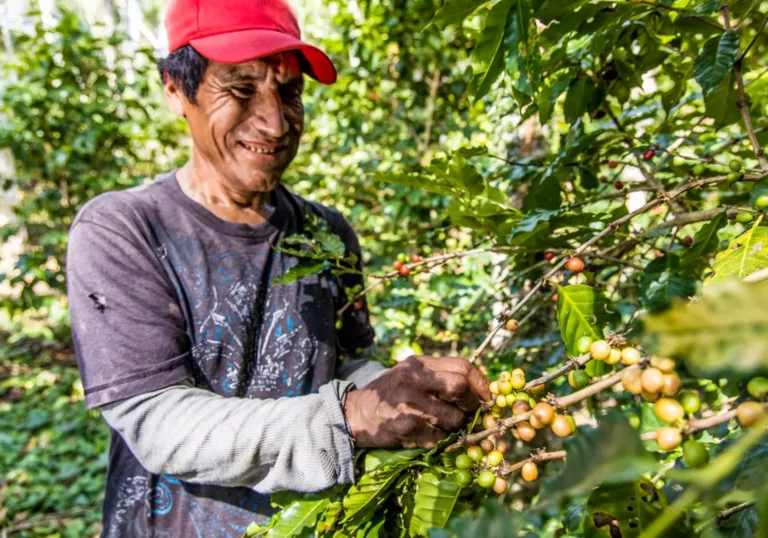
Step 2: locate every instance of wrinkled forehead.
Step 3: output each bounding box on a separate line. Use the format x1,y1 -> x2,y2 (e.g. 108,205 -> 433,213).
208,51 -> 303,84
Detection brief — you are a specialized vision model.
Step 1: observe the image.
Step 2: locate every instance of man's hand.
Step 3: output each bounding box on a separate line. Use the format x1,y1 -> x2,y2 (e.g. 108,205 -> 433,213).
343,356 -> 491,449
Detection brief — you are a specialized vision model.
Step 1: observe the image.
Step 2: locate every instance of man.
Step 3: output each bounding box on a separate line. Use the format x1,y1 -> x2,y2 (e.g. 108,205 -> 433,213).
66,0 -> 491,535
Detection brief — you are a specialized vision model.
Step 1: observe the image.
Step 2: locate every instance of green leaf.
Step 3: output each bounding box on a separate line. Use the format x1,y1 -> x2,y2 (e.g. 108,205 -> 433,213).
372,172 -> 456,196
534,0 -> 590,23
431,502 -> 523,538
469,0 -> 515,99
564,78 -> 588,125
639,254 -> 696,313
341,461 -> 421,525
705,72 -> 741,128
681,212 -> 728,274
540,414 -> 657,505
642,280 -> 768,377
430,0 -> 482,29
272,262 -> 326,287
247,497 -> 331,538
680,0 -> 718,17
584,481 -> 691,538
695,31 -> 740,95
707,222 -> 768,283
408,470 -> 462,536
316,501 -> 343,535
363,448 -> 425,473
556,284 -> 620,357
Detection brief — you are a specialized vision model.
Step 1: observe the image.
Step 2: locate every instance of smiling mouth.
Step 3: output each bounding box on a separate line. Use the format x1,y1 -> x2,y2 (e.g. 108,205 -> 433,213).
239,142 -> 285,155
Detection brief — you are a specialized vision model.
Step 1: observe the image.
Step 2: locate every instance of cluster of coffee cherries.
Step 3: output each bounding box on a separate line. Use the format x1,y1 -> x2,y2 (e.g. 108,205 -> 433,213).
449,370 -> 576,493
391,252 -> 422,277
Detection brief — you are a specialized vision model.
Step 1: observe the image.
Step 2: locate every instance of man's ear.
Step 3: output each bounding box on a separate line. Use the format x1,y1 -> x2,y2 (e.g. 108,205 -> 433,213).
162,73 -> 187,117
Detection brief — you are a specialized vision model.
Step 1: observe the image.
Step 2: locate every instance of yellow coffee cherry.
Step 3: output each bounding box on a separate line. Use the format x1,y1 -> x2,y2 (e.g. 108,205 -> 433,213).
606,348 -> 622,365
590,340 -> 611,361
650,356 -> 676,374
621,347 -> 641,365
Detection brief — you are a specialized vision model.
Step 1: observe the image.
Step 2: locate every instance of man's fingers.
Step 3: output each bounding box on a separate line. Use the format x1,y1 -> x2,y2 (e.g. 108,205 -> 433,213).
419,371 -> 482,413
412,393 -> 467,432
415,356 -> 492,402
402,423 -> 449,450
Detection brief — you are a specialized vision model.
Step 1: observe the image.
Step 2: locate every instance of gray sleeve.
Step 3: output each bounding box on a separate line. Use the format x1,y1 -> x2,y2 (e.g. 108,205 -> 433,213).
100,379 -> 357,493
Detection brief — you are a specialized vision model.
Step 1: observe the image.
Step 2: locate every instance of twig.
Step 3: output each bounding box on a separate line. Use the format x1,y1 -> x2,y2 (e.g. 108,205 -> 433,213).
725,8 -> 768,170
498,450 -> 567,477
420,69 -> 441,152
644,207 -> 737,233
736,18 -> 767,64
446,364 -> 642,451
523,353 -> 592,390
696,502 -> 755,532
639,401 -> 768,441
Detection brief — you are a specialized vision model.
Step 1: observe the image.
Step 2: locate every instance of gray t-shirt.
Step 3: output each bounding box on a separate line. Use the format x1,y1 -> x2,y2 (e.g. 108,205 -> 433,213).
66,170 -> 374,537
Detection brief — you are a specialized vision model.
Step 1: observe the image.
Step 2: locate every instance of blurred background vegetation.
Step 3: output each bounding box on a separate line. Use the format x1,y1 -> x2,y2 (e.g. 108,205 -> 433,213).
0,0 -> 516,534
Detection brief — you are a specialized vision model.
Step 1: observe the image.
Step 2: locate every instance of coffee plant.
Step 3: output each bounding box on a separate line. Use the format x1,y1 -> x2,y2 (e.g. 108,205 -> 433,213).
247,0 -> 768,537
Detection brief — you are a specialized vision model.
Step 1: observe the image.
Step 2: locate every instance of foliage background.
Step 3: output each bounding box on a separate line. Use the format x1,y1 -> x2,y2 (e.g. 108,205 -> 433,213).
1,0 -> 768,536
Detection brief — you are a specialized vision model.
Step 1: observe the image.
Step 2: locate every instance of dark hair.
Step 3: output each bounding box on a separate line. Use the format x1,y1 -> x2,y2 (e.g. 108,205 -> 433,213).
157,45 -> 210,105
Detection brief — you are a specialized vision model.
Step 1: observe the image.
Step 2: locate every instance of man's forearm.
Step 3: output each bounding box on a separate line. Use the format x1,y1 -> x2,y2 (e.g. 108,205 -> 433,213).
100,379 -> 356,493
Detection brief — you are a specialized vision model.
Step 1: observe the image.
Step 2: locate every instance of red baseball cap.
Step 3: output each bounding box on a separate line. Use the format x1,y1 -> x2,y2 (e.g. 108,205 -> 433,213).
165,0 -> 337,84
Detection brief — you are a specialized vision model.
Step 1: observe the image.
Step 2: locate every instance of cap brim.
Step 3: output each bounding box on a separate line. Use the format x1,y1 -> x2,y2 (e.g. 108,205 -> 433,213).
190,29 -> 337,85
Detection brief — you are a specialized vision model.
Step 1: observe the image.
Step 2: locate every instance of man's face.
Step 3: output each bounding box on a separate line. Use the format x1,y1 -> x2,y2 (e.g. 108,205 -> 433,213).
166,52 -> 305,194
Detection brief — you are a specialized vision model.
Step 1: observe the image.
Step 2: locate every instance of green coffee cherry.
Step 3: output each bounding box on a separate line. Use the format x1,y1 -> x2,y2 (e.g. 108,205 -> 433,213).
729,159 -> 742,173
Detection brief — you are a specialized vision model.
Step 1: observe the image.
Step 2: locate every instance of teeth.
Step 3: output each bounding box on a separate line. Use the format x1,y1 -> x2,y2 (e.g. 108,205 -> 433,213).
242,143 -> 280,154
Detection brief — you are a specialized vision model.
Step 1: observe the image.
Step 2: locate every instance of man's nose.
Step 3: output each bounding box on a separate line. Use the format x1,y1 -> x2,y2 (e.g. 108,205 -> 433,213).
248,85 -> 289,140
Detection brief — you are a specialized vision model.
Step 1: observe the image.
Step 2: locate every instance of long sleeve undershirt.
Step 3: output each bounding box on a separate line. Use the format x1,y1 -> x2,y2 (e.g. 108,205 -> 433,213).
100,357 -> 387,493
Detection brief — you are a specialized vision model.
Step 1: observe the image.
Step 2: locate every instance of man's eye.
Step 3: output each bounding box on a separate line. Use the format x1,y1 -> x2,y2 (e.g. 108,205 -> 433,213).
231,87 -> 253,98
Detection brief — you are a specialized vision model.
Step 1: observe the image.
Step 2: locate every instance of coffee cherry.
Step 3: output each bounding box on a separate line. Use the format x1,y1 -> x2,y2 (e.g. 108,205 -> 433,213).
521,462 -> 539,482
512,400 -> 531,416
477,470 -> 496,489
642,368 -> 665,393
455,454 -> 473,470
692,163 -> 706,176
727,171 -> 741,183
455,469 -> 473,487
530,384 -> 545,395
533,402 -> 556,426
489,381 -> 499,395
510,369 -> 526,390
622,369 -> 644,395
661,373 -> 682,396
606,348 -> 623,365
654,398 -> 685,423
682,235 -> 693,247
551,415 -> 574,437
756,195 -> 768,210
393,260 -> 403,271
495,395 -> 508,408
650,357 -> 676,374
530,414 -> 546,429
643,148 -> 656,161
397,253 -> 407,263
566,256 -> 585,272
590,340 -> 611,361
737,401 -> 765,428
480,439 -> 495,452
482,415 -> 497,430
399,265 -> 411,276
498,370 -> 511,381
467,445 -> 484,462
492,477 -> 509,494
498,379 -> 514,395
682,440 -> 709,468
642,390 -> 661,402
747,377 -> 768,399
576,336 -> 593,354
568,369 -> 590,389
621,347 -> 641,365
679,391 -> 701,414
516,422 -> 536,442
614,180 -> 624,189
608,160 -> 619,169
729,159 -> 742,173
736,210 -> 754,224
487,450 -> 504,467
411,253 -> 422,263
496,440 -> 508,454
335,320 -> 343,330
544,251 -> 555,261
505,319 -> 520,332
656,427 -> 682,451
